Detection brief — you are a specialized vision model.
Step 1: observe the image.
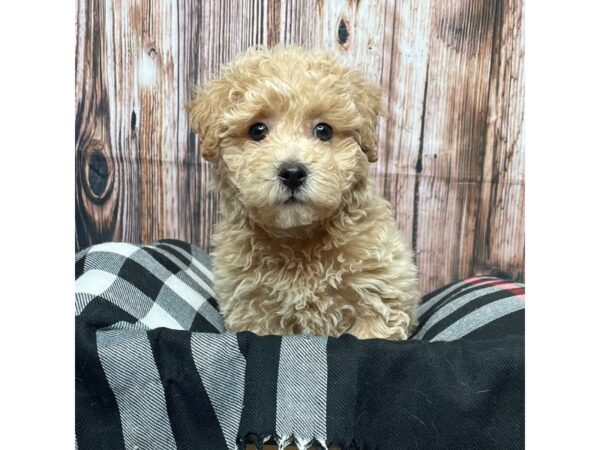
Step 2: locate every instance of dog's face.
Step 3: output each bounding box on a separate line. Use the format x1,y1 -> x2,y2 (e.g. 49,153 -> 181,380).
190,47 -> 382,229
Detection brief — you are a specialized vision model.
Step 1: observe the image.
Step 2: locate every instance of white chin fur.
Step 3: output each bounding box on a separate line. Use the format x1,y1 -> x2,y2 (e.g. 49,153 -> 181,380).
248,198 -> 339,230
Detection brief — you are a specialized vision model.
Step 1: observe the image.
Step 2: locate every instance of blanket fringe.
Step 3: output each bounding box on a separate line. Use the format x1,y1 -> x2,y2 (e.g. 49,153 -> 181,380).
239,434 -> 328,450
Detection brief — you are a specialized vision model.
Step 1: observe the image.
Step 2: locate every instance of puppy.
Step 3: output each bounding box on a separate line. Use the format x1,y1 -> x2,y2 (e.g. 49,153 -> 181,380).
190,46 -> 420,340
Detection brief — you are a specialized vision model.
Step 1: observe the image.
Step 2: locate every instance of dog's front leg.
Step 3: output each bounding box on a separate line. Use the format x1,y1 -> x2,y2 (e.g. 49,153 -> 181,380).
347,308 -> 412,341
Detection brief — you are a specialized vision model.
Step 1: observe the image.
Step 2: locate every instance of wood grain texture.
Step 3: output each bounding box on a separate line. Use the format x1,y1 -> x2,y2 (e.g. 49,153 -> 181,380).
415,0 -> 499,289
473,0 -> 524,281
75,0 -> 525,293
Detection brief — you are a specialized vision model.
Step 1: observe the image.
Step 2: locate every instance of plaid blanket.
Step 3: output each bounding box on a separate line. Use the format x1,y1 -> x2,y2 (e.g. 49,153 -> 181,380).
75,240 -> 524,450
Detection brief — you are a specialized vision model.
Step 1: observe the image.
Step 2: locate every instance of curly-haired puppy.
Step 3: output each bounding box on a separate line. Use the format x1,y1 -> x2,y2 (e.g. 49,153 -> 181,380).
189,46 -> 420,340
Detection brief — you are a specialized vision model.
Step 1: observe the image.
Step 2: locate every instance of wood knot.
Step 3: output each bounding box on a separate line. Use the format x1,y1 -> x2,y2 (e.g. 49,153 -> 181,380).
144,38 -> 158,58
82,143 -> 114,204
337,18 -> 350,49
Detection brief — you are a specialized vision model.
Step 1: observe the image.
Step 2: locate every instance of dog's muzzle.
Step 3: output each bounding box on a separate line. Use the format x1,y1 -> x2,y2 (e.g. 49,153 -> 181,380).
278,163 -> 307,192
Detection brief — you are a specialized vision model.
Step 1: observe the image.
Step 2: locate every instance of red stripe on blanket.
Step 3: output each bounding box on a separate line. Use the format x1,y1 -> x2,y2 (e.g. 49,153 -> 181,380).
464,277 -> 525,302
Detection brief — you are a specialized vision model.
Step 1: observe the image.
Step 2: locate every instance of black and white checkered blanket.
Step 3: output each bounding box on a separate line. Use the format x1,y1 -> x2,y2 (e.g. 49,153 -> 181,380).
75,240 -> 524,450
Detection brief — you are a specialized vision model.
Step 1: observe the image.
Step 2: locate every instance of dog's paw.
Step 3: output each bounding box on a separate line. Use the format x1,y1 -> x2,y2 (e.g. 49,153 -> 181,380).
348,312 -> 411,341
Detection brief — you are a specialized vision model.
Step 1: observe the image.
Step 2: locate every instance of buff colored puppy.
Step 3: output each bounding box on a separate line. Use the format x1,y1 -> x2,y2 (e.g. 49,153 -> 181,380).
189,46 -> 420,340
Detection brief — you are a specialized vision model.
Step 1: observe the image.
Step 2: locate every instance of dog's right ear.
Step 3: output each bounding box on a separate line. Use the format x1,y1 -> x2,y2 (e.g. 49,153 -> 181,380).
346,70 -> 383,163
188,79 -> 232,161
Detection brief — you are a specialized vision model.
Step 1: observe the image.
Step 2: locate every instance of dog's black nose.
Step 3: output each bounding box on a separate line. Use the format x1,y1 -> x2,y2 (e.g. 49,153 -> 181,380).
278,163 -> 307,191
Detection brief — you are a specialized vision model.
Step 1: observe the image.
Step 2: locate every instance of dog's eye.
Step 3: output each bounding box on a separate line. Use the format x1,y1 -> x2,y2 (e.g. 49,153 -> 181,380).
314,123 -> 333,141
248,123 -> 269,141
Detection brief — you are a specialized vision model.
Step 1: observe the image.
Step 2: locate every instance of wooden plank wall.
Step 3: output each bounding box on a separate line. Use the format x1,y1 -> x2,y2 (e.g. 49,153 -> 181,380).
75,0 -> 524,293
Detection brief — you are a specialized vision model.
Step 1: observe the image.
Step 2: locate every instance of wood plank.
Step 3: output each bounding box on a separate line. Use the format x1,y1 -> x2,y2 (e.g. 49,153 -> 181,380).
277,0 -> 319,47
473,0 -> 525,281
76,0 -> 134,249
376,0 -> 433,261
129,0 -> 179,243
414,0 -> 500,293
176,0 -> 202,247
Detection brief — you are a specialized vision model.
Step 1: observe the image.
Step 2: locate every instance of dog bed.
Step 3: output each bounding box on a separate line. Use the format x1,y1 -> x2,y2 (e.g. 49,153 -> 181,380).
75,239 -> 524,450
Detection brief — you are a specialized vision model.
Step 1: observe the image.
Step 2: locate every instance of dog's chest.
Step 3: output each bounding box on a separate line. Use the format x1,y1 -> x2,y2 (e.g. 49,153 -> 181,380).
250,248 -> 354,298
214,238 -> 370,332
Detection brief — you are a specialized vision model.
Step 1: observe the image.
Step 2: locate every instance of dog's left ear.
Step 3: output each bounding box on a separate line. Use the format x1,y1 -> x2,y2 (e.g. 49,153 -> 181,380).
188,78 -> 232,162
349,72 -> 383,163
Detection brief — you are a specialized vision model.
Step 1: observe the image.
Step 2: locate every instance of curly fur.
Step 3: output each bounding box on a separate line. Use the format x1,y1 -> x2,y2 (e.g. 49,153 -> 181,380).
189,46 -> 420,339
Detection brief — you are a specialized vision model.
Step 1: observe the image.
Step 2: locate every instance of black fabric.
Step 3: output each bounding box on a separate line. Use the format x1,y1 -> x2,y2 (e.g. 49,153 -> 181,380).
326,336 -> 361,449
236,332 -> 283,447
117,258 -> 164,300
148,329 -> 228,450
189,308 -> 218,332
75,298 -> 136,450
75,240 -> 524,450
331,337 -> 523,449
462,310 -> 524,342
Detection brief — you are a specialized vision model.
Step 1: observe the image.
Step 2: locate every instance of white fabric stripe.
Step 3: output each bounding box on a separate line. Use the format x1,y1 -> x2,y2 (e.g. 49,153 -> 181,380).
75,292 -> 95,315
430,297 -> 524,342
413,285 -> 516,340
276,336 -> 328,449
87,242 -> 140,258
191,245 -> 213,270
96,330 -> 177,450
147,245 -> 215,297
160,242 -> 214,281
141,302 -> 184,330
197,301 -> 227,332
163,272 -> 211,309
83,251 -> 127,274
75,270 -> 118,296
101,277 -> 155,321
190,333 -> 246,450
76,271 -> 159,320
416,277 -> 496,318
161,272 -> 224,330
103,321 -> 149,331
